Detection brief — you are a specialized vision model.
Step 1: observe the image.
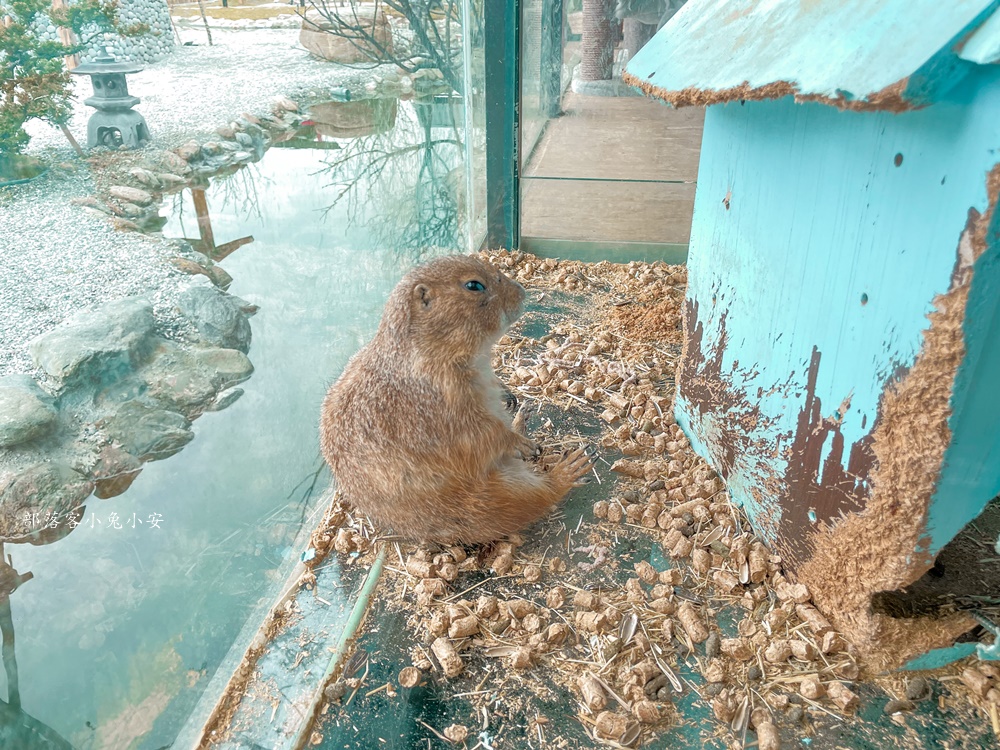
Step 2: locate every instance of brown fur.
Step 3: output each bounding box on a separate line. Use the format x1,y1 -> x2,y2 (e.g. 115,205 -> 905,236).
320,255 -> 592,544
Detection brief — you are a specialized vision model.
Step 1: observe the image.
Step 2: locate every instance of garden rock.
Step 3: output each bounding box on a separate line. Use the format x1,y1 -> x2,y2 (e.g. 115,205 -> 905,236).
177,283 -> 252,353
103,401 -> 194,460
273,95 -> 298,112
176,140 -> 201,160
91,445 -> 143,499
0,462 -> 94,540
205,386 -> 244,412
0,382 -> 58,447
159,151 -> 192,175
29,297 -> 156,386
193,348 -> 254,389
128,167 -> 161,188
300,7 -> 393,63
170,257 -> 211,278
206,264 -> 234,290
110,185 -> 154,206
157,172 -> 187,187
140,340 -> 218,410
0,374 -> 54,403
172,257 -> 231,290
110,217 -> 141,232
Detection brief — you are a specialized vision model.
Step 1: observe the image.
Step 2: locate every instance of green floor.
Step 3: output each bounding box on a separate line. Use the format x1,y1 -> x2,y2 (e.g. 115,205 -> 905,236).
196,289 -> 996,750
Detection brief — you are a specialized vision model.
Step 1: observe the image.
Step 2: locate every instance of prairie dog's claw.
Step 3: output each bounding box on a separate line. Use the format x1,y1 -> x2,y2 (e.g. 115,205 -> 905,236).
512,403 -> 529,435
511,432 -> 538,460
504,390 -> 519,414
552,445 -> 597,487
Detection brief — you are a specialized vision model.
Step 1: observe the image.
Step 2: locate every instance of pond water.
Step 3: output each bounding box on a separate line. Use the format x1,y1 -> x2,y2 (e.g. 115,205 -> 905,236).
0,97 -> 467,749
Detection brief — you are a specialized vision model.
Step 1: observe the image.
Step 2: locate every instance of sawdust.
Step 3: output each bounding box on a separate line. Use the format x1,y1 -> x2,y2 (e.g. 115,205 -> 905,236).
609,297 -> 685,347
621,71 -> 914,113
194,538 -> 333,748
798,166 -> 1000,671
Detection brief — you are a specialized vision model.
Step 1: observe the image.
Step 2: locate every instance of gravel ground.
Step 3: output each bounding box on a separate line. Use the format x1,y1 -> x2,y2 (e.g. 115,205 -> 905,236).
2,27 -> 383,378
0,169 -> 189,378
24,28 -> 379,158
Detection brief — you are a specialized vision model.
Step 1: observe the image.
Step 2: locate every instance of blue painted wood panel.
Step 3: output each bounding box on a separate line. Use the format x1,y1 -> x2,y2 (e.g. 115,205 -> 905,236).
927,177 -> 1000,554
624,0 -> 999,108
676,66 -> 1000,579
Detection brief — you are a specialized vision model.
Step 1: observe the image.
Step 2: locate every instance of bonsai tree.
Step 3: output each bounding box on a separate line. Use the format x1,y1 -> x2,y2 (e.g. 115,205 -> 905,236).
0,0 -> 132,166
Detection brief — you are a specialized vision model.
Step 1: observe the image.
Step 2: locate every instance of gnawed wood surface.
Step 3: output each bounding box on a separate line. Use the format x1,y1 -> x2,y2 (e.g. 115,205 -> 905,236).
674,67 -> 1000,666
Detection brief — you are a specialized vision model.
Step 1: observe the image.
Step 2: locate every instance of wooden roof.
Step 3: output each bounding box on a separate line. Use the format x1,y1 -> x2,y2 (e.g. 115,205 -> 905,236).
623,0 -> 1000,111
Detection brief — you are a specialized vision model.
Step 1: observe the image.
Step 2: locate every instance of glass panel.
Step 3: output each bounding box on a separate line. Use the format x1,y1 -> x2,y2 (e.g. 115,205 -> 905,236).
519,0 -> 702,261
461,0 -> 488,250
520,0 -> 546,165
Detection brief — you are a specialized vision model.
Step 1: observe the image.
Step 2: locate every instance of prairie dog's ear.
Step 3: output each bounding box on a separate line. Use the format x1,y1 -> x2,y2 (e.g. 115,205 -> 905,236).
413,283 -> 433,309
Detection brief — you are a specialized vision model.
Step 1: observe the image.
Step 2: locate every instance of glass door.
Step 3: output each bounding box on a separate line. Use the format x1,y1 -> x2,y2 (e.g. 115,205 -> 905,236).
518,0 -> 703,262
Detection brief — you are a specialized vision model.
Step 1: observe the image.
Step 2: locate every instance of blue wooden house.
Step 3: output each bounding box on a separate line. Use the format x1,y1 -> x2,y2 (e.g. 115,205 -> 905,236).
625,0 -> 1000,668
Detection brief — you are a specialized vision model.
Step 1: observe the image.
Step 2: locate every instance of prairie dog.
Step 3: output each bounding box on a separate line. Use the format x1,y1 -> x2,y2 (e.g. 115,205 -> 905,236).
320,254 -> 592,544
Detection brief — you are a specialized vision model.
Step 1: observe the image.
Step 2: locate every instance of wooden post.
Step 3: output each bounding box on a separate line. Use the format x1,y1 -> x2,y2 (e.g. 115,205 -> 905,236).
50,0 -> 80,70
622,18 -> 655,63
196,0 -> 214,46
191,187 -> 216,252
187,186 -> 254,260
579,0 -> 614,81
58,123 -> 84,157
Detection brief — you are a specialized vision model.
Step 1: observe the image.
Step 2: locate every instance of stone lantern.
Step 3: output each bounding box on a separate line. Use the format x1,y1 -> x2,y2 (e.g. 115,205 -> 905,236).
70,46 -> 151,149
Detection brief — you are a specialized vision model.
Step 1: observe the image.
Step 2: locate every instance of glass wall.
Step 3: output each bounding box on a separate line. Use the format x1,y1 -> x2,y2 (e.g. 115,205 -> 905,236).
520,0 -> 547,164
518,0 -> 702,261
461,0 -> 488,250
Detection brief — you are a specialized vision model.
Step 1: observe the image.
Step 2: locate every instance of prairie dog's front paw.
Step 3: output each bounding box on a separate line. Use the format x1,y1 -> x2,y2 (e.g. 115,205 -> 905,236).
548,446 -> 597,488
511,433 -> 539,460
502,387 -> 519,414
511,403 -> 529,435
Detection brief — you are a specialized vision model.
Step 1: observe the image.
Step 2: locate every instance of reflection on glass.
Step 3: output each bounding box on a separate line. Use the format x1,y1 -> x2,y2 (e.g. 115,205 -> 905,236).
614,0 -> 685,63
0,543 -> 73,749
180,178 -> 255,262
314,98 -> 465,253
0,91 -> 474,749
521,0 -> 547,162
0,0 -> 493,743
302,0 -> 487,251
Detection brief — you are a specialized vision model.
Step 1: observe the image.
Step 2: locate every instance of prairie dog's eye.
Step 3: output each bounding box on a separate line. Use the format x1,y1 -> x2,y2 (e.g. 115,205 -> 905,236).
465,280 -> 486,292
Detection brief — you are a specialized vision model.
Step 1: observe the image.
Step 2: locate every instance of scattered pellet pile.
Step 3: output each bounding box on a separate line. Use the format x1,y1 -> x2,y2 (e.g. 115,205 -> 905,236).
305,251 -> 998,748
